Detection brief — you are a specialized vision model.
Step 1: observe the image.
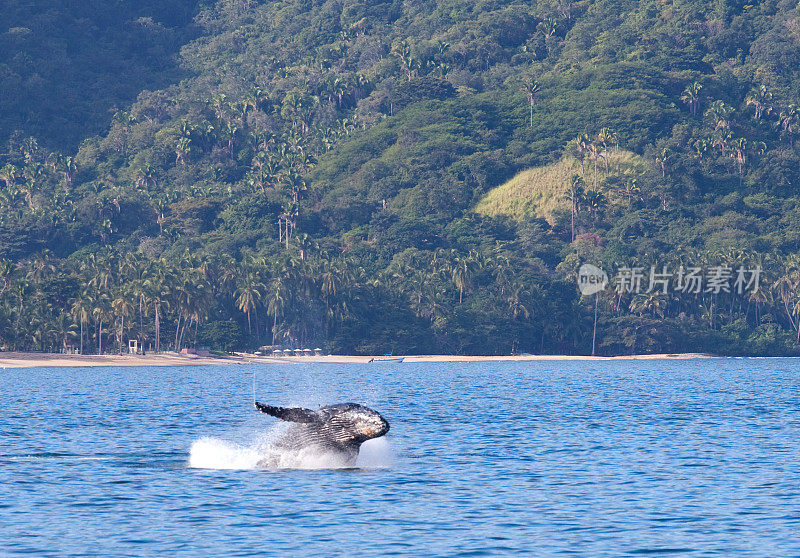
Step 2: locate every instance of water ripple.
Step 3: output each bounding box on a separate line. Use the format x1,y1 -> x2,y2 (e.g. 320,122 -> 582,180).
1,359 -> 800,556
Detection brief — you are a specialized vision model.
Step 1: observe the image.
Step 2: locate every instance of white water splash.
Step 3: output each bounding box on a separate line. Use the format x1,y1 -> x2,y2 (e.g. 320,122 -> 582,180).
188,437 -> 264,470
188,429 -> 395,471
356,437 -> 395,469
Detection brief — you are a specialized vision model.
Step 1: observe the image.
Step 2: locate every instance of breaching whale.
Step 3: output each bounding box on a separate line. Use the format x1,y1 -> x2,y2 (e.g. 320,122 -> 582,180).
254,401 -> 390,468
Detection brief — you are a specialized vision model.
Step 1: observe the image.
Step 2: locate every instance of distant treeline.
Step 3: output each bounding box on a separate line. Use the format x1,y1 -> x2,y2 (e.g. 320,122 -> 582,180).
2,0 -> 800,355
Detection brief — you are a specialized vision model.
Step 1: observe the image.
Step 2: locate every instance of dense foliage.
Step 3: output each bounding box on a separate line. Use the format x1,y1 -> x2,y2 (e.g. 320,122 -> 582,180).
2,0 -> 800,355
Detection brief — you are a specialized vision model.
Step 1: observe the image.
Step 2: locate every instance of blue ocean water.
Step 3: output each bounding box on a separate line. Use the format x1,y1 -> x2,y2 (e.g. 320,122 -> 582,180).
1,359 -> 800,556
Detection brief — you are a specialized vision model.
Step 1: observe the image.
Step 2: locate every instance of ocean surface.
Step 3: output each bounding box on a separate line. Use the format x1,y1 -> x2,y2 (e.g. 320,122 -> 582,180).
2,358 -> 800,556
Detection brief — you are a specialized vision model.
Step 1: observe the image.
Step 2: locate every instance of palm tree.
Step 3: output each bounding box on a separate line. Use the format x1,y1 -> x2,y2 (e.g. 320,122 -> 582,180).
0,164 -> 19,190
175,136 -> 192,165
705,100 -> 734,131
451,253 -> 479,305
579,290 -> 604,356
538,18 -> 558,53
112,294 -> 135,353
0,259 -> 14,296
209,93 -> 228,120
744,85 -> 773,120
112,111 -> 135,155
564,174 -> 584,241
655,147 -> 670,177
282,168 -> 307,203
20,136 -> 40,164
521,78 -> 540,127
126,260 -> 150,343
236,275 -> 263,335
557,0 -> 573,20
88,258 -> 114,292
391,39 -> 417,80
570,134 -> 589,175
267,279 -> 287,344
26,252 -> 56,284
711,130 -> 732,156
587,141 -> 604,187
70,295 -> 91,354
596,128 -> 616,174
51,313 -> 78,352
135,164 -> 157,191
353,73 -> 371,101
680,82 -> 703,116
11,277 -> 30,347
623,178 -> 642,207
693,137 -> 711,161
184,279 -> 211,349
320,259 -> 352,329
506,284 -> 530,319
144,265 -> 170,353
240,90 -> 260,126
583,190 -> 606,224
92,295 -> 111,354
59,156 -> 77,191
280,89 -> 318,134
778,104 -> 799,147
21,163 -> 43,210
330,76 -> 347,107
628,294 -> 668,345
296,233 -> 314,260
729,137 -> 747,184
151,294 -> 168,353
774,257 -> 800,344
222,120 -> 240,156
173,270 -> 209,351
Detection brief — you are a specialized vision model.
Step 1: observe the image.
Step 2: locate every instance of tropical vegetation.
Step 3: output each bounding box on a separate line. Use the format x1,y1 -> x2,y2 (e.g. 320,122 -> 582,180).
2,0 -> 800,356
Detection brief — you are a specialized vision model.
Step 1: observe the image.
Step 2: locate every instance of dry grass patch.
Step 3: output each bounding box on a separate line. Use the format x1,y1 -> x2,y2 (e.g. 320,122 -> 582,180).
474,150 -> 650,223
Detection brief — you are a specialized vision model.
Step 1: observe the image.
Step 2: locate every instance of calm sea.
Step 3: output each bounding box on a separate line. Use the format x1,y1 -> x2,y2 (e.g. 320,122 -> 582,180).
2,359 -> 800,556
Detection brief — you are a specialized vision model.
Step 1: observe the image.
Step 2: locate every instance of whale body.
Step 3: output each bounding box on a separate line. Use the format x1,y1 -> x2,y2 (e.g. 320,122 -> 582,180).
254,401 -> 389,468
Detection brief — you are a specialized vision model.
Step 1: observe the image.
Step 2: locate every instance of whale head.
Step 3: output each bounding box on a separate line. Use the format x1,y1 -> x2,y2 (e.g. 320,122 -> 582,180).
322,403 -> 390,444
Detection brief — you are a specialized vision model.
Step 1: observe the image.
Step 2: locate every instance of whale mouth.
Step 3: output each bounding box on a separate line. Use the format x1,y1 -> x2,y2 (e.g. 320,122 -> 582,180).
359,415 -> 390,440
374,418 -> 390,438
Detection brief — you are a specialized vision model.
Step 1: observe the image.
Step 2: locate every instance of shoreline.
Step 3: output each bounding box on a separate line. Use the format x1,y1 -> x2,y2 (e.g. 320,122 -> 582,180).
0,351 -> 719,368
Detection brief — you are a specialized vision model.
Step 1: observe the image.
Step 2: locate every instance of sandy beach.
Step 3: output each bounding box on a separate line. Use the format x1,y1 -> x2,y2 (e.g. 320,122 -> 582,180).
0,351 -> 250,368
0,351 -> 716,368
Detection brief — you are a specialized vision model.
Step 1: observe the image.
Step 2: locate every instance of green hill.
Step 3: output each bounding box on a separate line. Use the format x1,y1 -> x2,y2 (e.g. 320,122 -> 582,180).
2,0 -> 800,356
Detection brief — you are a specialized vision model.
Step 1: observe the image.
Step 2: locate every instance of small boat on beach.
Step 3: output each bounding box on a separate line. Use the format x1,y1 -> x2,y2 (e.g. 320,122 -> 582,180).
369,355 -> 404,363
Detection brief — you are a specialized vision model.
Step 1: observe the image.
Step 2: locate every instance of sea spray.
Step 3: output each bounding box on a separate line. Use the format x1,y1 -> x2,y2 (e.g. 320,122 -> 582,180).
188,426 -> 395,470
355,437 -> 395,469
188,437 -> 265,470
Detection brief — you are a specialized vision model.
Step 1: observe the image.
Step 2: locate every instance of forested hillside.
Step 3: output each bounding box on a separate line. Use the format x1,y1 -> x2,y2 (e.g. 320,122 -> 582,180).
0,0 -> 199,151
2,0 -> 800,356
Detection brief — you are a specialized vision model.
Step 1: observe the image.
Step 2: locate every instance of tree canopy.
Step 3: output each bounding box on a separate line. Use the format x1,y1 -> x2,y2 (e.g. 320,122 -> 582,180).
2,0 -> 800,356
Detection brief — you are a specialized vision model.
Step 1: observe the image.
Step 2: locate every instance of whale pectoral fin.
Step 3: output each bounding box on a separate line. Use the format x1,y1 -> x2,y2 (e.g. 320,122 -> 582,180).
255,401 -> 320,424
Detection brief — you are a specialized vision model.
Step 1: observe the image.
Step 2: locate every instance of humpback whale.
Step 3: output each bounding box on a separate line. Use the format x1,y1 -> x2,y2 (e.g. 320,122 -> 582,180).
254,401 -> 390,468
